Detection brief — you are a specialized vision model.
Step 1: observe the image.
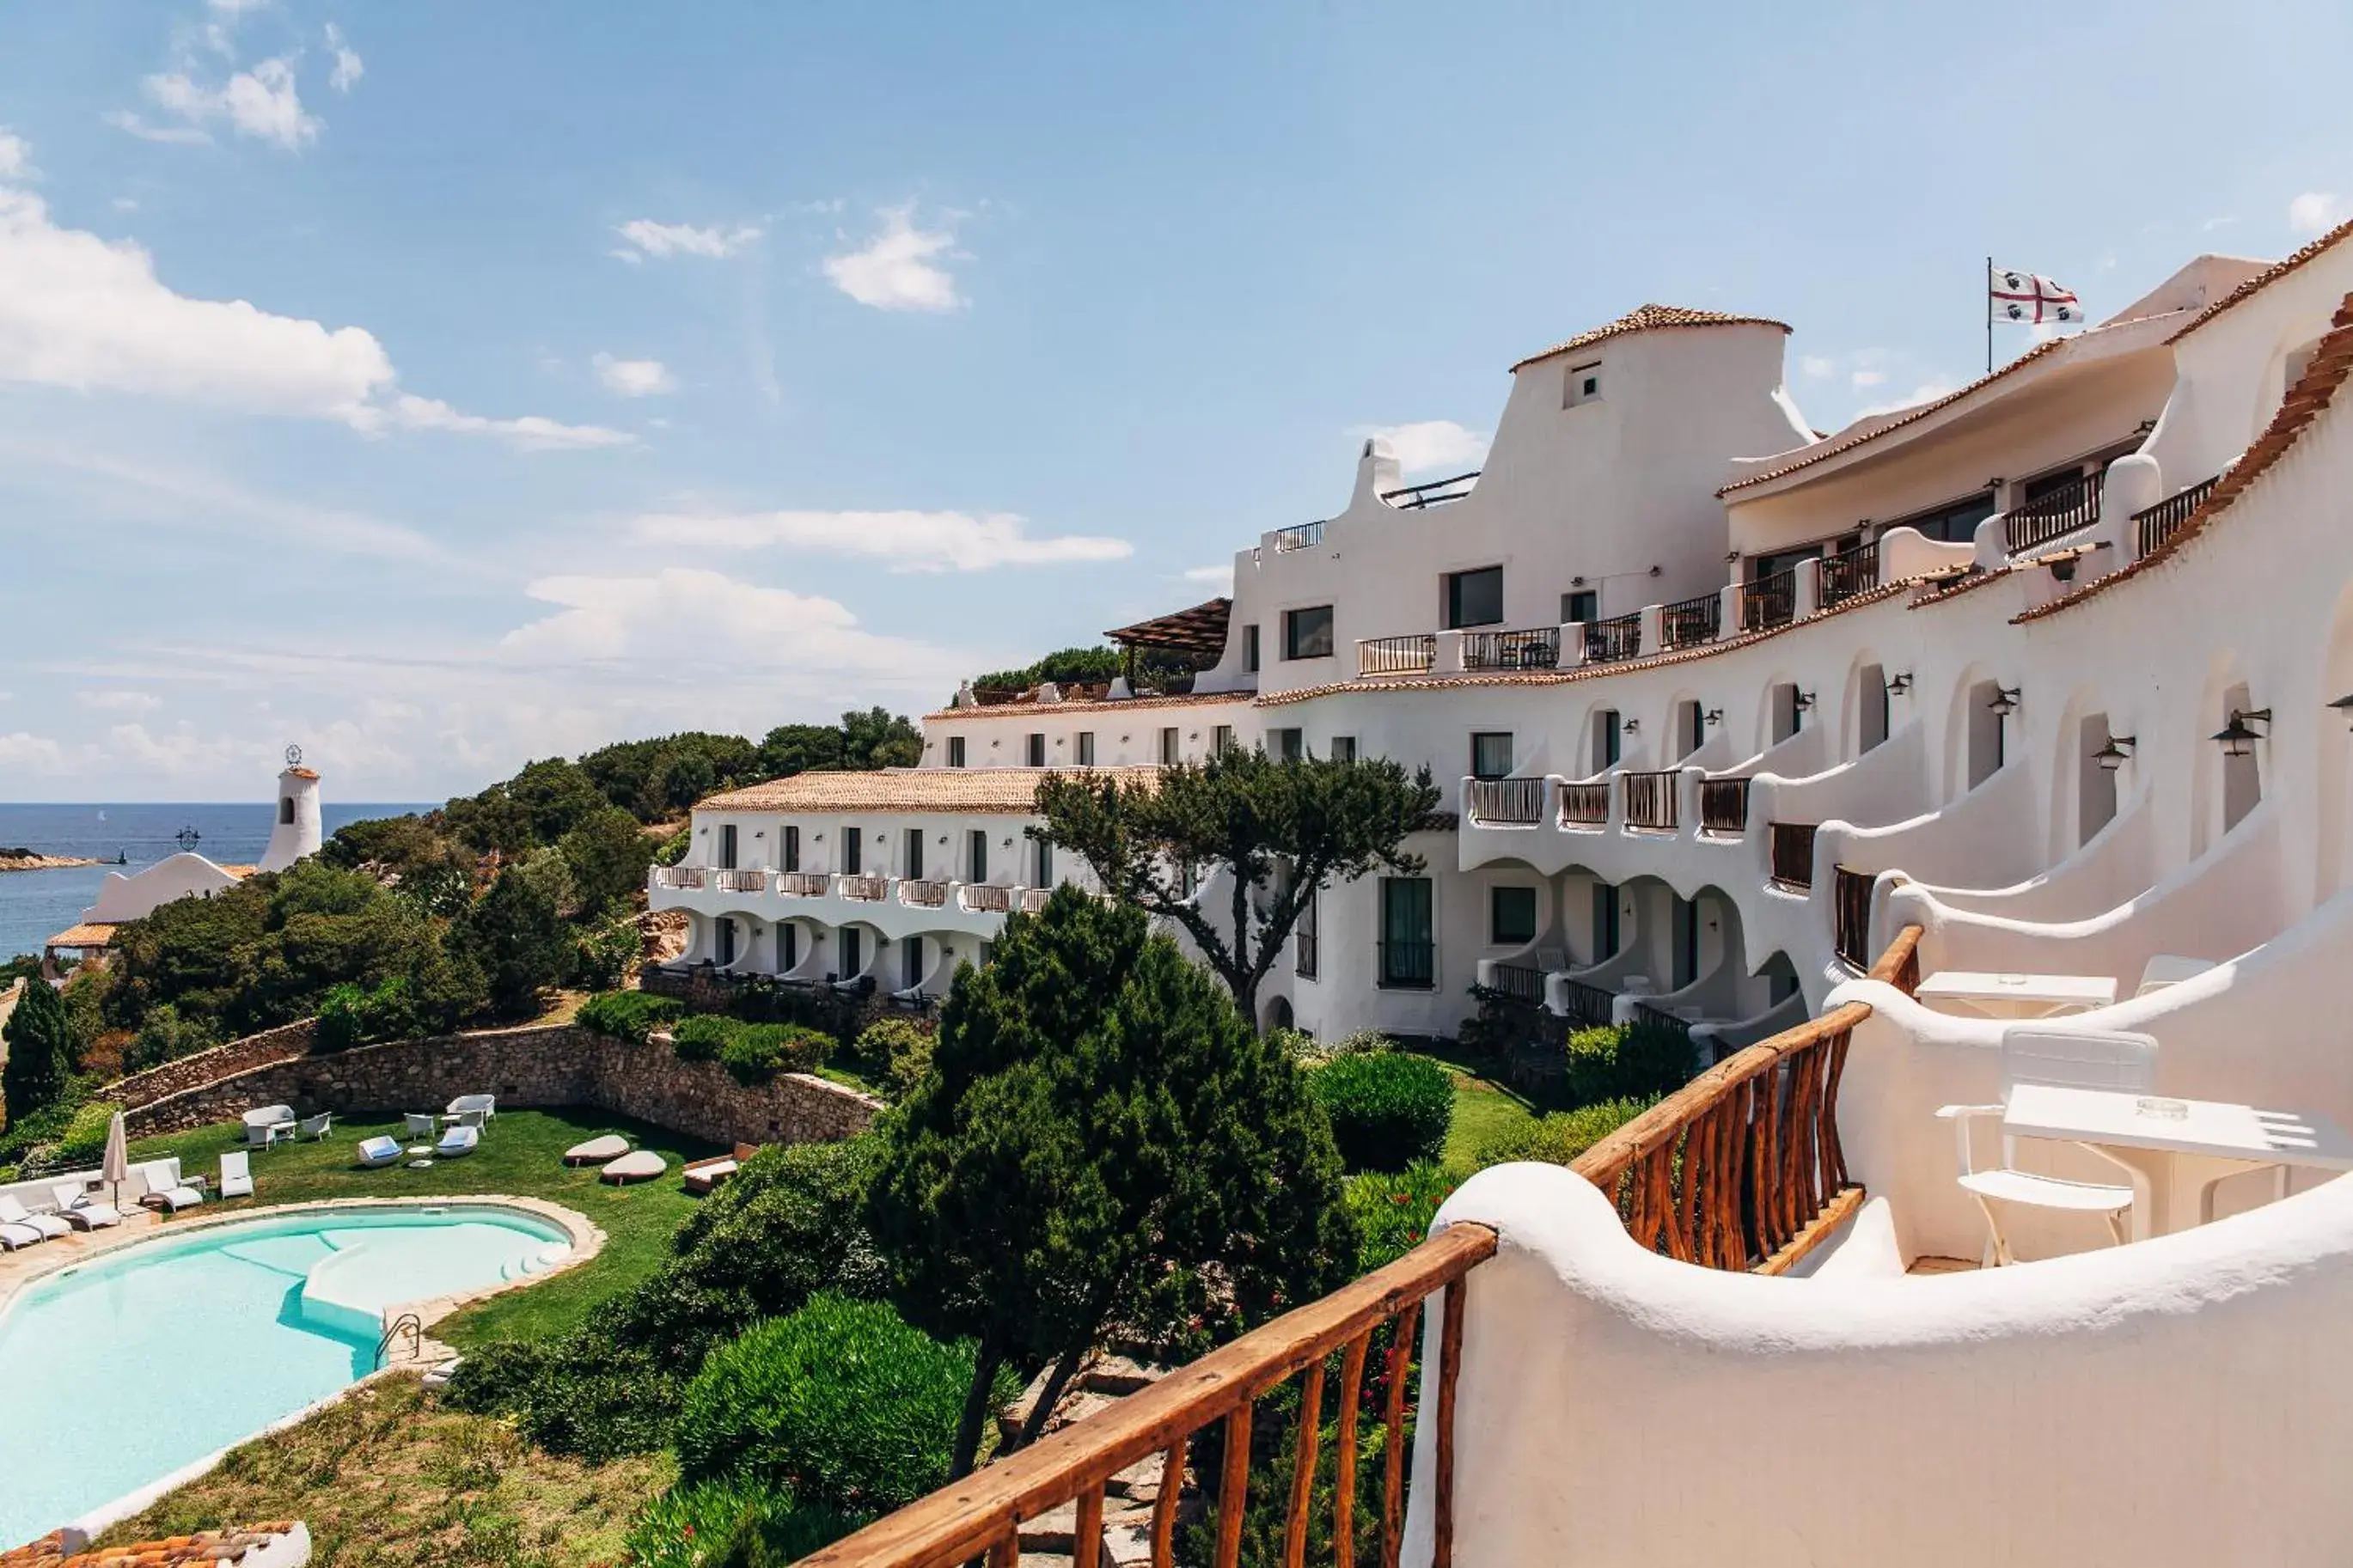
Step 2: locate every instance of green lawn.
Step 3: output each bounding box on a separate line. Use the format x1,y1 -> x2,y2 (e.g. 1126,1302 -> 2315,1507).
1439,1064 -> 1541,1171
130,1108 -> 721,1348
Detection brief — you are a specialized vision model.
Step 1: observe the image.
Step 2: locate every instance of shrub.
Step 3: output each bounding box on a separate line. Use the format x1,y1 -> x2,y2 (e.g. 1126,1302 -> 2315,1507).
1561,1018 -> 1696,1107
621,1476 -> 862,1568
312,977 -> 414,1055
572,916 -> 643,991
443,1338 -> 680,1462
123,1003 -> 219,1073
1346,1159 -> 1458,1272
577,989 -> 683,1046
675,1294 -> 993,1513
1473,1095 -> 1658,1169
1311,1052 -> 1454,1171
717,1022 -> 828,1085
855,1017 -> 932,1094
671,1013 -> 736,1062
1276,1025 -> 1394,1066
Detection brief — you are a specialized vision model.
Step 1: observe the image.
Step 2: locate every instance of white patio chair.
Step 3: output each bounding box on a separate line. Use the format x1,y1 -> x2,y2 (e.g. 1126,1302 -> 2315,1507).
356,1135 -> 403,1168
136,1157 -> 205,1213
50,1183 -> 120,1230
452,1107 -> 487,1132
298,1113 -> 333,1141
445,1093 -> 497,1122
404,1112 -> 439,1139
1934,1028 -> 2156,1266
219,1150 -> 254,1199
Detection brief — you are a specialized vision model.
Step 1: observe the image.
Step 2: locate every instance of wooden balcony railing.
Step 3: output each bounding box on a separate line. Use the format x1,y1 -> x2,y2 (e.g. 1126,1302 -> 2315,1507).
1467,777 -> 1547,827
1621,770 -> 1678,832
1659,591 -> 1720,650
1740,568 -> 1796,631
1831,863 -> 1876,969
715,868 -> 767,894
1697,778 -> 1751,835
1378,468 -> 1480,509
1559,780 -> 1610,827
1818,540 -> 1879,607
1557,976 -> 1615,1028
1461,626 -> 1559,671
1358,634 -> 1436,677
840,874 -> 889,902
653,865 -> 706,891
1018,887 -> 1053,914
1486,961 -> 1546,1004
1768,821 -> 1817,889
961,883 -> 1014,913
2005,472 -> 2102,554
1584,612 -> 1641,664
779,871 -> 830,897
1271,520 -> 1325,552
899,878 -> 950,908
2131,473 -> 2218,558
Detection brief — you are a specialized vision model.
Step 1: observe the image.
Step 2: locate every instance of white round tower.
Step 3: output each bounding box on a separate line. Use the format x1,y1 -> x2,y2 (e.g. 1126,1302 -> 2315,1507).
258,745 -> 323,873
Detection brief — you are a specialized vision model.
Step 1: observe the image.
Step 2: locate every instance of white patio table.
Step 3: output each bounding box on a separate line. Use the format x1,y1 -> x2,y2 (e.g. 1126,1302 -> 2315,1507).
1916,969 -> 2118,1020
2002,1083 -> 2353,1240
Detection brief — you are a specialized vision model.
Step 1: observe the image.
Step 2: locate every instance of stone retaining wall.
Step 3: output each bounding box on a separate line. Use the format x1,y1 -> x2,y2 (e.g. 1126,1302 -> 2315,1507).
110,1019 -> 317,1110
125,1023 -> 883,1148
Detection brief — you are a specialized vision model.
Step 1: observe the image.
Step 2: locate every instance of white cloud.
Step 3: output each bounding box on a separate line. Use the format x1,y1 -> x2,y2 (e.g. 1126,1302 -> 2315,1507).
629,507 -> 1132,573
1849,369 -> 1886,388
1355,419 -> 1490,475
1800,355 -> 1835,379
325,24 -> 364,93
0,732 -> 67,772
822,205 -> 963,313
112,196 -> 140,211
1183,564 -> 1234,589
612,219 -> 761,260
2289,192 -> 2345,235
592,351 -> 676,398
0,132 -> 31,180
104,110 -> 213,146
78,688 -> 162,714
500,568 -> 946,675
0,182 -> 627,449
1855,380 -> 1957,419
2202,214 -> 2239,232
143,58 -> 320,150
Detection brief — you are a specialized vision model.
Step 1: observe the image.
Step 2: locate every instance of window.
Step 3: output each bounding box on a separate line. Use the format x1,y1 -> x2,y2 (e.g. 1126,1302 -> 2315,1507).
1591,882 -> 1620,960
1444,565 -> 1505,629
1212,724 -> 1234,753
1892,491 -> 1995,545
1025,733 -> 1046,767
1672,894 -> 1699,989
1272,728 -> 1305,762
1160,726 -> 1181,764
840,927 -> 861,979
947,735 -> 966,768
783,825 -> 800,873
1562,589 -> 1598,625
904,935 -> 926,990
1035,838 -> 1054,886
1295,889 -> 1319,979
1564,359 -> 1602,407
968,828 -> 988,882
2023,466 -> 2090,506
904,827 -> 924,881
1076,731 -> 1096,766
1244,625 -> 1262,673
1490,885 -> 1537,946
278,796 -> 295,826
843,827 -> 862,875
1329,735 -> 1357,762
1471,731 -> 1514,781
1283,605 -> 1335,660
1379,876 -> 1435,989
719,824 -> 737,869
1593,709 -> 1622,772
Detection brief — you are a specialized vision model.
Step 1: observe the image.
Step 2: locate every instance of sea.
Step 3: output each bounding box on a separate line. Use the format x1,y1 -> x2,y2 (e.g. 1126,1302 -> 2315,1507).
0,802 -> 434,963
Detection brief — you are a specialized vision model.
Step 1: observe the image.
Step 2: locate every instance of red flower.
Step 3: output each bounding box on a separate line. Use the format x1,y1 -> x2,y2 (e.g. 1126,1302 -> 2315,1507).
682,1527 -> 695,1540
1406,1231 -> 1421,1242
1390,1193 -> 1409,1204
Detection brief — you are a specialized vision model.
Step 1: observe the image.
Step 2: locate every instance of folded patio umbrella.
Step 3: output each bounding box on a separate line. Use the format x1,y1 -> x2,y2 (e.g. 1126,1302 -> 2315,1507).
102,1109 -> 129,1210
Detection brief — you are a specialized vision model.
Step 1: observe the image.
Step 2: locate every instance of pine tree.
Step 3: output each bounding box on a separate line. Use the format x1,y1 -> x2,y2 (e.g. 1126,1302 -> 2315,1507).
2,979 -> 72,1128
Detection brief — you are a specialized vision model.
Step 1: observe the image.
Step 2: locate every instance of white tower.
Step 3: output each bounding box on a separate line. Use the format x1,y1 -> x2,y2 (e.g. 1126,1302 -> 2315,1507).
259,745 -> 323,873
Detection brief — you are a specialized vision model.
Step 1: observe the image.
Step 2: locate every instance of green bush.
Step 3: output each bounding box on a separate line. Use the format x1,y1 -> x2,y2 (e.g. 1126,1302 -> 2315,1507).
572,917 -> 643,991
675,1293 -> 993,1513
1311,1052 -> 1454,1171
670,1013 -> 736,1062
577,989 -> 683,1046
621,1476 -> 863,1568
54,1099 -> 119,1168
1473,1095 -> 1657,1168
854,1017 -> 932,1094
1345,1160 -> 1458,1272
717,1022 -> 828,1085
313,977 -> 415,1055
123,1003 -> 220,1073
1561,1018 -> 1696,1107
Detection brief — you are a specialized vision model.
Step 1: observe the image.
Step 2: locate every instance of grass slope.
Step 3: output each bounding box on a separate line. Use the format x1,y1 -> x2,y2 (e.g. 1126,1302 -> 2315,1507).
129,1108 -> 720,1346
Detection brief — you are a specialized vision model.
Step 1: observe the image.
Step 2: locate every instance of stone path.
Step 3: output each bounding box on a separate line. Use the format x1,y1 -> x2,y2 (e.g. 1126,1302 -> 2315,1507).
998,1351 -> 1198,1567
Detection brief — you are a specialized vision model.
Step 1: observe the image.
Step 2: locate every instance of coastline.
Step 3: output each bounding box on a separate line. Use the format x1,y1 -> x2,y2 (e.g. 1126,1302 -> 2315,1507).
0,855 -> 106,873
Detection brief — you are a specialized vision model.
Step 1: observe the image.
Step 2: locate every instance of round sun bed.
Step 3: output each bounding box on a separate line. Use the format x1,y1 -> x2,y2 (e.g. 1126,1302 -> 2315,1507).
564,1134 -> 631,1168
599,1150 -> 668,1186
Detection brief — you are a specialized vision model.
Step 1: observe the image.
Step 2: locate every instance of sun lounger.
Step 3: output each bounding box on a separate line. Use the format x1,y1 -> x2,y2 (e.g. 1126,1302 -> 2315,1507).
599,1150 -> 667,1185
681,1144 -> 760,1196
0,1193 -> 71,1242
0,1218 -> 40,1251
563,1133 -> 630,1168
445,1093 -> 497,1122
357,1135 -> 402,1168
435,1124 -> 480,1158
220,1150 -> 254,1199
50,1183 -> 121,1229
137,1158 -> 205,1212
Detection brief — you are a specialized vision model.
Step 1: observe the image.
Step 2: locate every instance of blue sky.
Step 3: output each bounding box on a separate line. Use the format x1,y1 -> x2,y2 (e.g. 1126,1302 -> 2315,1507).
1,0 -> 2348,802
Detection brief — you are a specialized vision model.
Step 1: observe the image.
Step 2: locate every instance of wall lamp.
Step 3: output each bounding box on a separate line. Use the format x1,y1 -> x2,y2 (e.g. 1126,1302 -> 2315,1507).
1987,686 -> 2021,717
2091,735 -> 2136,772
2330,693 -> 2353,730
1621,718 -> 1641,734
1792,691 -> 1816,713
2213,708 -> 2271,758
1887,672 -> 1914,695
1703,708 -> 1724,726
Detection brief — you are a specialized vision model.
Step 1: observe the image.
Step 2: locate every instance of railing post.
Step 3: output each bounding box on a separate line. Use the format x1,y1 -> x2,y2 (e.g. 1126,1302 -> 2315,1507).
1637,602 -> 1665,658
1433,629 -> 1465,675
1794,557 -> 1824,619
1558,621 -> 1589,667
1715,583 -> 1741,641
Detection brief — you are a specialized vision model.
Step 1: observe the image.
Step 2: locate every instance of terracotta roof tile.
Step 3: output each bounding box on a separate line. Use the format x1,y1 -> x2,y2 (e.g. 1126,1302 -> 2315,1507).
44,922 -> 119,949
2016,289 -> 2353,623
923,689 -> 1248,722
5,1523 -> 303,1568
1907,565 -> 2018,607
1509,303 -> 1790,374
699,766 -> 1162,815
2166,218 -> 2353,344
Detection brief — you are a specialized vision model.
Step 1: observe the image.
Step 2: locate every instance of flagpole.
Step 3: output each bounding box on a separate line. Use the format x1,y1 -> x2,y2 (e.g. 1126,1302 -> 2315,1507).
1985,254 -> 1993,375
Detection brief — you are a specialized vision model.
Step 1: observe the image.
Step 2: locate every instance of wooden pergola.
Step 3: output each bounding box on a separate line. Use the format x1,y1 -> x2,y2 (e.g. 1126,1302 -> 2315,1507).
1105,597 -> 1232,681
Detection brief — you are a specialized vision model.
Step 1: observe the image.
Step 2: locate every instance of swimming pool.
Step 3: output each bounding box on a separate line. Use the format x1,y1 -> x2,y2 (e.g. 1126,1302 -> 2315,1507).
0,1204 -> 572,1545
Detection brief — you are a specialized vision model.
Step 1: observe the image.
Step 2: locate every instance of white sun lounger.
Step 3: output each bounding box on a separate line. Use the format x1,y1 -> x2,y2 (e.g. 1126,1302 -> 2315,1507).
49,1183 -> 121,1229
136,1158 -> 205,1212
0,1218 -> 40,1251
0,1193 -> 71,1242
357,1135 -> 403,1168
435,1124 -> 480,1158
220,1150 -> 254,1199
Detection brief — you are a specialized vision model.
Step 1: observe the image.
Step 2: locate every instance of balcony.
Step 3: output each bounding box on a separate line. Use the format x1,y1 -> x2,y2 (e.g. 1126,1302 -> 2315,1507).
2131,473 -> 2218,557
779,871 -> 830,896
1698,777 -> 1751,834
1271,519 -> 1325,552
1659,590 -> 1720,650
1740,567 -> 1796,631
1378,468 -> 1479,509
1462,625 -> 1560,671
1818,540 -> 1879,607
652,865 -> 706,891
1769,821 -> 1818,889
898,877 -> 949,908
1584,611 -> 1641,664
1018,888 -> 1052,914
1560,780 -> 1610,827
1467,776 -> 1547,827
1831,863 -> 1874,968
2005,472 -> 2101,554
1622,769 -> 1678,832
1485,960 -> 1546,1004
960,883 -> 1014,913
1357,633 -> 1435,676
839,874 -> 889,901
715,868 -> 767,894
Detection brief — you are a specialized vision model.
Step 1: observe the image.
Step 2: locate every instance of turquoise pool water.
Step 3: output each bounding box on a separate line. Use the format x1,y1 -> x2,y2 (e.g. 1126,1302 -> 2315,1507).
0,1205 -> 570,1545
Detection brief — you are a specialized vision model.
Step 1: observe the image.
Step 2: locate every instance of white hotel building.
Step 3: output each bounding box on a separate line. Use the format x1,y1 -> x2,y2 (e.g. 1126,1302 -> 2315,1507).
676,223 -> 2353,1561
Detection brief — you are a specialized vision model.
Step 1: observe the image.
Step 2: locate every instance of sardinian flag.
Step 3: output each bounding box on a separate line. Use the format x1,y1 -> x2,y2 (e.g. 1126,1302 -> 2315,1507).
1989,265 -> 2081,325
